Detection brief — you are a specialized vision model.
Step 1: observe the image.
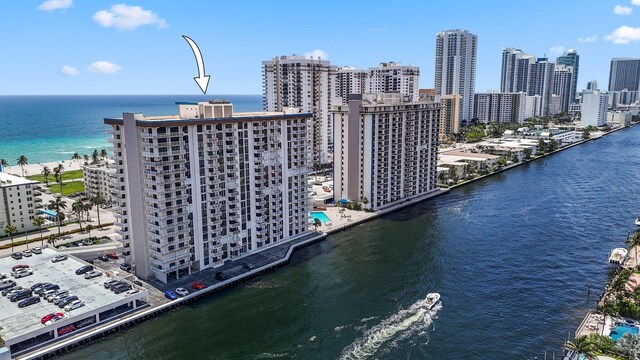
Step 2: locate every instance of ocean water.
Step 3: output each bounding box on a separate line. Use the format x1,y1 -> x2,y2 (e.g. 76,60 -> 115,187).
0,95 -> 262,165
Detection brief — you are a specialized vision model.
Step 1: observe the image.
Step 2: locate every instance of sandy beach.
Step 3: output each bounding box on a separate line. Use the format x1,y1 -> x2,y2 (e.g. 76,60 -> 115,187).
4,159 -> 84,178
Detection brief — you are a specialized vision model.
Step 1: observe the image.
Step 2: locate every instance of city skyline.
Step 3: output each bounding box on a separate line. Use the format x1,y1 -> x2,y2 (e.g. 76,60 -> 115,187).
1,0 -> 640,95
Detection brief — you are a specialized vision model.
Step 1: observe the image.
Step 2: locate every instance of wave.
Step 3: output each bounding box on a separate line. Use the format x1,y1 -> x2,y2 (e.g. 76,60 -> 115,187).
339,296 -> 441,360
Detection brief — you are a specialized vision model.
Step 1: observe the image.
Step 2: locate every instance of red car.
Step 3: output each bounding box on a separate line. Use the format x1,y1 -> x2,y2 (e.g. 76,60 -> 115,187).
41,312 -> 64,325
58,324 -> 76,335
191,281 -> 206,290
106,253 -> 119,260
12,264 -> 29,272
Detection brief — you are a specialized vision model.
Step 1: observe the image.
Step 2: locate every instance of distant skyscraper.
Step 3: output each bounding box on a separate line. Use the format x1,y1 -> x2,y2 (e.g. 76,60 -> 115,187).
500,48 -> 534,93
439,94 -> 461,139
263,55 -> 336,164
435,29 -> 478,124
335,66 -> 369,104
552,65 -> 574,113
527,58 -> 555,116
367,62 -> 420,101
556,49 -> 580,103
608,58 -> 640,91
586,80 -> 598,91
473,91 -> 530,124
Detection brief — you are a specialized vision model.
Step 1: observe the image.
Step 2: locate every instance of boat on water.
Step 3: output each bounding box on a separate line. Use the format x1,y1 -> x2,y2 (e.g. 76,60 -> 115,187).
423,293 -> 441,310
609,248 -> 628,265
635,216 -> 640,226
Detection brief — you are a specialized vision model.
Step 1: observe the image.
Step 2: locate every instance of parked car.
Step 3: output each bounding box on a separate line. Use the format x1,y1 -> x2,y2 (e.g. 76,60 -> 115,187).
41,289 -> 58,299
41,312 -> 64,324
21,249 -> 32,257
0,272 -> 7,280
132,280 -> 143,286
18,296 -> 41,308
13,268 -> 33,278
215,272 -> 231,281
32,247 -> 42,254
0,280 -> 17,290
5,288 -> 25,298
2,286 -> 22,296
106,253 -> 119,259
75,265 -> 94,275
56,295 -> 76,307
36,284 -> 59,296
85,258 -> 94,264
124,289 -> 140,296
119,263 -> 132,272
97,255 -> 109,262
44,315 -> 65,326
58,296 -> 78,308
48,290 -> 68,302
104,279 -> 120,289
31,282 -> 50,292
112,283 -> 132,294
82,239 -> 93,246
84,270 -> 102,279
51,254 -> 68,263
242,262 -> 255,270
175,288 -> 189,297
11,253 -> 22,260
10,290 -> 32,302
11,264 -> 29,272
51,291 -> 70,303
191,281 -> 206,290
64,299 -> 85,311
164,290 -> 178,300
58,324 -> 76,335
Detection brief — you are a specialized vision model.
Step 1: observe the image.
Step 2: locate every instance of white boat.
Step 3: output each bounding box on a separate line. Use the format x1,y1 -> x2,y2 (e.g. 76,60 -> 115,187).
423,293 -> 441,310
635,216 -> 640,226
609,248 -> 628,265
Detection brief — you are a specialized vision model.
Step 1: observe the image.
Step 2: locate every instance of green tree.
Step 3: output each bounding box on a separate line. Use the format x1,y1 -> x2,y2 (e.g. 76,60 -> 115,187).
71,152 -> 81,166
548,139 -> 558,152
313,218 -> 321,231
53,164 -> 65,194
361,197 -> 369,208
100,149 -> 108,160
41,165 -> 51,186
32,217 -> 45,246
90,194 -> 106,227
83,154 -> 90,165
564,335 -> 597,360
47,234 -> 57,248
536,138 -> 547,156
85,224 -> 94,238
91,149 -> 100,164
72,199 -> 85,232
48,196 -> 67,235
582,129 -> 591,140
438,172 -> 446,184
3,224 -> 17,252
523,148 -> 532,160
626,232 -> 640,268
616,333 -> 640,360
16,155 -> 28,177
0,159 -> 8,172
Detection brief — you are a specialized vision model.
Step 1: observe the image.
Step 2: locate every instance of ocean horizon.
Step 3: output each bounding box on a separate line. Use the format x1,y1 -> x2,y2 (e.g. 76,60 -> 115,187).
0,95 -> 263,165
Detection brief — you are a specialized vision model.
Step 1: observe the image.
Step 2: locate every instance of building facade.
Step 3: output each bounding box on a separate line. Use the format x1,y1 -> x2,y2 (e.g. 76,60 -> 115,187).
473,92 -> 530,124
527,58 -> 555,116
556,49 -> 580,103
608,90 -> 639,108
435,29 -> 478,124
335,66 -> 369,105
553,65 -> 574,114
0,173 -> 39,236
439,94 -> 461,139
105,101 -> 313,283
609,58 -> 640,92
581,92 -> 609,127
332,93 -> 440,210
367,62 -> 420,101
586,80 -> 599,91
262,55 -> 336,164
500,48 -> 534,93
82,163 -> 114,203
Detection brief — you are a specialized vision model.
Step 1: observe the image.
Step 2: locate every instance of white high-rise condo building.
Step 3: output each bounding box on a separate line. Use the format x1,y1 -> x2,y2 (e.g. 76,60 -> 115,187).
262,55 -> 336,164
83,163 -> 115,203
0,173 -> 40,236
335,67 -> 369,105
581,92 -> 609,127
435,29 -> 478,124
367,62 -> 420,101
556,49 -> 580,103
332,93 -> 440,210
105,101 -> 313,283
473,92 -> 531,124
500,48 -> 534,93
553,65 -> 574,114
527,58 -> 555,116
608,58 -> 640,92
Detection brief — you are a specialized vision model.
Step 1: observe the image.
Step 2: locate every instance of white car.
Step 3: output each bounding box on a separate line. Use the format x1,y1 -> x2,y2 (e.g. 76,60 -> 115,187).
124,289 -> 140,296
13,268 -> 33,278
84,271 -> 102,279
175,288 -> 189,297
32,247 -> 42,255
51,254 -> 68,263
21,250 -> 32,257
0,273 -> 7,280
64,299 -> 85,311
45,315 -> 65,326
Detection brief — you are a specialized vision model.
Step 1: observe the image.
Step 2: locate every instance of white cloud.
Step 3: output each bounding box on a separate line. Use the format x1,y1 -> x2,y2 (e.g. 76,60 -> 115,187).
632,0 -> 640,6
578,35 -> 598,43
305,49 -> 328,60
605,25 -> 640,44
37,0 -> 72,11
614,5 -> 633,15
92,4 -> 167,30
59,65 -> 79,76
88,61 -> 121,74
548,45 -> 566,55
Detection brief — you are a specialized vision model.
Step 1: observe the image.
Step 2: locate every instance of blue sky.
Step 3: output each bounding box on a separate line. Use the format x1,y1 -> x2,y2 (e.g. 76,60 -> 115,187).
1,0 -> 639,95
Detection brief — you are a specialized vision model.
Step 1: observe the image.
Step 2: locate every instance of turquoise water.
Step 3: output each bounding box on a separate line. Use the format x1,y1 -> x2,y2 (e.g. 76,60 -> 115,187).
610,324 -> 639,341
0,95 -> 262,164
311,211 -> 331,223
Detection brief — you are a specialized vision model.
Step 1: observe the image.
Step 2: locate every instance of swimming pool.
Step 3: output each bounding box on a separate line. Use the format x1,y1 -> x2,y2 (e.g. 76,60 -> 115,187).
40,209 -> 57,217
311,211 -> 331,223
610,324 -> 639,341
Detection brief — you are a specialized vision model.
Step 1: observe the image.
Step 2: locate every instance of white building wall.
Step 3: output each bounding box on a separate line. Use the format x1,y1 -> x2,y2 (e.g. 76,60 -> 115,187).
0,174 -> 39,236
581,92 -> 609,127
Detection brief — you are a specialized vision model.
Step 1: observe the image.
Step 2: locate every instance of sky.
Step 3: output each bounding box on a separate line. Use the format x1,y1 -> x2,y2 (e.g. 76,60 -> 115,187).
1,0 -> 640,95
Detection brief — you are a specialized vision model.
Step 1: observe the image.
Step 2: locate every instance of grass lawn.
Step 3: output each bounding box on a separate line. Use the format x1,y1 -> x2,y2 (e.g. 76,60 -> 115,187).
47,180 -> 85,196
28,169 -> 84,183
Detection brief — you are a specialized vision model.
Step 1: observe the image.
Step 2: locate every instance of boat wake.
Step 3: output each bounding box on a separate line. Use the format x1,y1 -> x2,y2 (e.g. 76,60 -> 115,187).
338,296 -> 442,360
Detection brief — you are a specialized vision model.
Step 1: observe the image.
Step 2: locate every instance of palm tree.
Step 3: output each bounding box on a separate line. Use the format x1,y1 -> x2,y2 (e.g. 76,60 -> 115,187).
53,164 -> 64,194
626,231 -> 640,268
3,224 -> 17,252
32,217 -> 45,246
83,154 -> 90,165
83,202 -> 92,222
16,155 -> 28,177
616,332 -> 640,359
565,335 -> 597,360
71,152 -> 81,166
0,159 -> 8,172
362,197 -> 369,208
48,196 -> 67,235
100,149 -> 108,161
91,149 -> 100,164
47,234 -> 57,248
85,224 -> 94,239
41,165 -> 51,186
90,194 -> 106,227
72,200 -> 85,232
313,218 -> 321,231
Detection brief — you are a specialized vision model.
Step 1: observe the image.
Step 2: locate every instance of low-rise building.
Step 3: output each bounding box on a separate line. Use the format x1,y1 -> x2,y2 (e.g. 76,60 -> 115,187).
82,163 -> 115,203
607,111 -> 632,127
0,173 -> 40,236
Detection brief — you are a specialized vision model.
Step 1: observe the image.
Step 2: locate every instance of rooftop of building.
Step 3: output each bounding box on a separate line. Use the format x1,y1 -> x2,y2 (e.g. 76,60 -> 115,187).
0,173 -> 38,187
440,150 -> 500,160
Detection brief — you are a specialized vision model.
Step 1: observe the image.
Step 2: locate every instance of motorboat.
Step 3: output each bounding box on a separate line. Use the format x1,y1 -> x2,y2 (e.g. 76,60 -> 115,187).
423,293 -> 441,310
609,248 -> 628,265
635,216 -> 640,226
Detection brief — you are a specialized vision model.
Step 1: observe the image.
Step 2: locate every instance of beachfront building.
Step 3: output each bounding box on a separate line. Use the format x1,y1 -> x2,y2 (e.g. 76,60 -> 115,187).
607,111 -> 632,127
331,93 -> 440,210
105,100 -> 313,283
262,55 -> 336,164
335,66 -> 369,105
367,62 -> 420,101
581,92 -> 609,127
553,65 -> 574,114
0,173 -> 39,236
82,162 -> 114,203
439,94 -> 461,140
473,91 -> 530,124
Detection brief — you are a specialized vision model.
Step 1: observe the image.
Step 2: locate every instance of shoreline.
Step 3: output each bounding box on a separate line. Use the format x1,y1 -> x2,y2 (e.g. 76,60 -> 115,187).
3,160 -> 84,178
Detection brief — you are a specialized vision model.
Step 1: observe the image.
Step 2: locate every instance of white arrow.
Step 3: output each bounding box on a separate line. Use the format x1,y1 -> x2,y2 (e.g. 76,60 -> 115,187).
182,35 -> 210,94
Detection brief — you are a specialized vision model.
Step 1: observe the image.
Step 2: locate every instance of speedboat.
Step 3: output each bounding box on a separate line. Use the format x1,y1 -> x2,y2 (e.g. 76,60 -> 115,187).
423,293 -> 441,310
609,248 -> 628,265
635,216 -> 640,226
